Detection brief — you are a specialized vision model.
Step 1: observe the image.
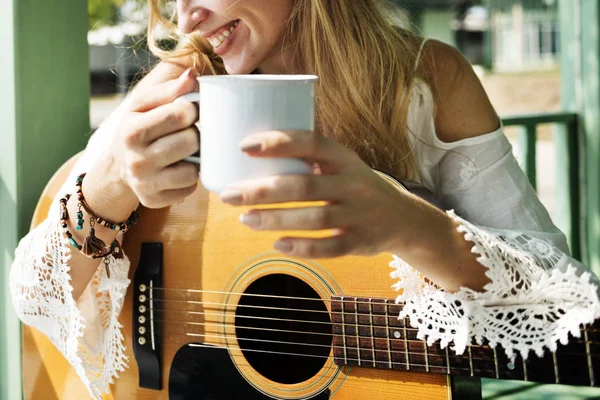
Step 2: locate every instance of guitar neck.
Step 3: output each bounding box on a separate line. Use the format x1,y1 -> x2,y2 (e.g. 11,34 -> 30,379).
330,296 -> 600,387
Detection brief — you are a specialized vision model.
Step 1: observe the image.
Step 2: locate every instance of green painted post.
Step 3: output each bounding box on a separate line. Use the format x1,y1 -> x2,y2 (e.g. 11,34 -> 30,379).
559,0 -> 600,273
518,124 -> 537,190
483,0 -> 493,70
0,1 -> 90,399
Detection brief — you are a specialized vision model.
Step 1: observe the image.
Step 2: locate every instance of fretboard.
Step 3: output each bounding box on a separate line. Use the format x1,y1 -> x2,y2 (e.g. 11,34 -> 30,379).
330,296 -> 600,387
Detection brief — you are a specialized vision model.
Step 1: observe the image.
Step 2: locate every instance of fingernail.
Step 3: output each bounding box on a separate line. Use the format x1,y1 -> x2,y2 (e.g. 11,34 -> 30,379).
220,189 -> 243,205
180,68 -> 194,80
274,240 -> 293,253
239,212 -> 261,228
239,139 -> 262,153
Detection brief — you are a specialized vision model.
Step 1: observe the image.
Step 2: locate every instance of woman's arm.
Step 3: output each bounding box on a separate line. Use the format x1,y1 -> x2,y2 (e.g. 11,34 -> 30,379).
68,60 -> 194,300
367,40 -> 502,293
9,58 -> 201,399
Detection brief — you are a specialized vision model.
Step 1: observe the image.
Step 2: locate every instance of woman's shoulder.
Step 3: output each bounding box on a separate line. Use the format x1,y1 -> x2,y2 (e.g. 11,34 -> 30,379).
415,39 -> 500,144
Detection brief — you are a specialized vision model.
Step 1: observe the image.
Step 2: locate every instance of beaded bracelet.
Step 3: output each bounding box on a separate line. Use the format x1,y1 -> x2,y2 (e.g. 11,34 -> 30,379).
71,173 -> 138,260
75,173 -> 139,233
59,193 -> 124,278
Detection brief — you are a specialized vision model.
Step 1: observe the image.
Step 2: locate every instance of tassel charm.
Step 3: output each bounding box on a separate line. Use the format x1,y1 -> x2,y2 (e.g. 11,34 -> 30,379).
82,221 -> 109,257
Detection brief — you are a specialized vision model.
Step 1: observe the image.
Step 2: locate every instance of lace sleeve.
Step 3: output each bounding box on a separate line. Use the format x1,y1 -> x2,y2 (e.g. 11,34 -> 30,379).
391,211 -> 600,360
9,99 -> 133,399
398,105 -> 600,360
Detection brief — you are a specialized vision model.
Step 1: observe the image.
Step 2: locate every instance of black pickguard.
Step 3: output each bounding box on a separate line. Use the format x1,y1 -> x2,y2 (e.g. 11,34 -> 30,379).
169,344 -> 330,400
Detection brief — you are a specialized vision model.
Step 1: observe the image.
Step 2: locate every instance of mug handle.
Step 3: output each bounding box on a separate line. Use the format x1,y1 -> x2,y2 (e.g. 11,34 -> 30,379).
174,92 -> 201,164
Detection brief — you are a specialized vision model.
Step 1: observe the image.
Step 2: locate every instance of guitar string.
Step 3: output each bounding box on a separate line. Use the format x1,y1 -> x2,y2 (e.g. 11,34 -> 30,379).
153,298 -> 348,315
145,288 -> 600,332
148,306 -> 414,330
155,323 -> 498,363
145,305 -> 600,342
168,327 -> 600,361
172,342 -> 483,375
153,318 -> 398,340
160,335 -> 590,381
149,287 -> 403,305
152,318 -> 597,350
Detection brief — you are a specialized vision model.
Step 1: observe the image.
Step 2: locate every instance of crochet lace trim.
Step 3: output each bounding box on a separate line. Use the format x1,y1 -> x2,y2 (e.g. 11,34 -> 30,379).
390,210 -> 600,360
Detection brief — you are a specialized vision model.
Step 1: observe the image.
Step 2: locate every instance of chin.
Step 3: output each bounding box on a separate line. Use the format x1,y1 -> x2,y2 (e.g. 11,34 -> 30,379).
221,57 -> 257,75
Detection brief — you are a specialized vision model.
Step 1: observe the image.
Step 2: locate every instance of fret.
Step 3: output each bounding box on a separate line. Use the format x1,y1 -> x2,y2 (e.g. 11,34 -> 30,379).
383,300 -> 393,369
526,350 -> 557,384
340,296 -> 348,364
369,299 -> 376,367
404,327 -> 410,371
424,338 -> 430,373
468,344 -> 497,379
585,325 -> 595,386
424,342 -> 451,375
448,353 -> 472,376
446,345 -> 451,375
552,351 -> 559,384
354,297 -> 361,366
493,346 -> 499,379
468,346 -> 474,377
406,330 -> 427,373
330,296 -> 346,365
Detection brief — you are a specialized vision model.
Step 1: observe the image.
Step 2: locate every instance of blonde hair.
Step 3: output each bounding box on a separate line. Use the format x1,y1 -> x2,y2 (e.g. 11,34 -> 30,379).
147,0 -> 427,180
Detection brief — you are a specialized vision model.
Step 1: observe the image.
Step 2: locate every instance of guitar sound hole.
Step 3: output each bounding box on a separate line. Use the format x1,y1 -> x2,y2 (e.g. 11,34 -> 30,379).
235,274 -> 332,384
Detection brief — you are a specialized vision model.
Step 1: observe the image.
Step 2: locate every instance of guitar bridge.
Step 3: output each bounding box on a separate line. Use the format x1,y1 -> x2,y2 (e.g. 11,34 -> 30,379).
132,242 -> 164,390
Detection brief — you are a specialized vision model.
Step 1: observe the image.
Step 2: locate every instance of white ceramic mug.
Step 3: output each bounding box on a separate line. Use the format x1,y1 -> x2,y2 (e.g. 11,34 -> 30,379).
176,74 -> 318,193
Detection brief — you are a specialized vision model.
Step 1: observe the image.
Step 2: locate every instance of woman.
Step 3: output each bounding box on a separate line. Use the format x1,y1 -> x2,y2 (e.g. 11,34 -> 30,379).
10,0 -> 600,398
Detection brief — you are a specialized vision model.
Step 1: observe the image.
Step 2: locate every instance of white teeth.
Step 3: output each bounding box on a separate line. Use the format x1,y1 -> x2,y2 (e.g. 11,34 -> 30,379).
209,21 -> 238,48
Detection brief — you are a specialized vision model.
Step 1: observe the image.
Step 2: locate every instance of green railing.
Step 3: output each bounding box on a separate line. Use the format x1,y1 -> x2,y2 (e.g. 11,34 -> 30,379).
501,111 -> 581,261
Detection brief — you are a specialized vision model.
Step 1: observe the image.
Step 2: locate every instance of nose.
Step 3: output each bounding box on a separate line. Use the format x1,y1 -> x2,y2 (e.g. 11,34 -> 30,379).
178,1 -> 210,34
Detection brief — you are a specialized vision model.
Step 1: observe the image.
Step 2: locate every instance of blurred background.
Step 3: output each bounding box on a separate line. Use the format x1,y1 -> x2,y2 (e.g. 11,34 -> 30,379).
2,0 -> 599,399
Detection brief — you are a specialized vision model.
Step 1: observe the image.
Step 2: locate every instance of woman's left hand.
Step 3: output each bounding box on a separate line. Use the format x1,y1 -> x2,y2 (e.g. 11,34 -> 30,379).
218,130 -> 412,259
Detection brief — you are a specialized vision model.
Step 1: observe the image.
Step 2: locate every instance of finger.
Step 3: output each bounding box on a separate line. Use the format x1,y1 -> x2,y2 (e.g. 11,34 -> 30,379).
141,182 -> 199,209
130,68 -> 199,112
273,232 -> 354,259
146,127 -> 200,167
239,205 -> 349,231
126,101 -> 199,146
154,161 -> 199,191
239,130 -> 358,168
219,174 -> 345,206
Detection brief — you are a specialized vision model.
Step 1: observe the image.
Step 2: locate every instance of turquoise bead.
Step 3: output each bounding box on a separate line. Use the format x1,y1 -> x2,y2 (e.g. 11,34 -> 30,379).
68,238 -> 78,248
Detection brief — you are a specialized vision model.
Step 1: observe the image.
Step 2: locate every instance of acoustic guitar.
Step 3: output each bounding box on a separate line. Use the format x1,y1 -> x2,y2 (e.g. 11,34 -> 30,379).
22,153 -> 600,400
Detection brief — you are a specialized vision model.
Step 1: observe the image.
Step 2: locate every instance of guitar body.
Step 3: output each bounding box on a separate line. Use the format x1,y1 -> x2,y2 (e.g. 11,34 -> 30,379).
22,154 -> 450,399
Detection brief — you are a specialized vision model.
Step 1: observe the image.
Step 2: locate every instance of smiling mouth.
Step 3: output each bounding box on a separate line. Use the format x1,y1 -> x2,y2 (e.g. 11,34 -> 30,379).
208,20 -> 239,49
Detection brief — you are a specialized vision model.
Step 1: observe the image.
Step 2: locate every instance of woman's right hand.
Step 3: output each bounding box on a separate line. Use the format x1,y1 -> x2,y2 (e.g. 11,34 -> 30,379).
110,68 -> 201,209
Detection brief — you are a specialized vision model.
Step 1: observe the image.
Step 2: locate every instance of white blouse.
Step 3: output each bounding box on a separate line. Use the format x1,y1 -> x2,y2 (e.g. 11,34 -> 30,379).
9,79 -> 600,399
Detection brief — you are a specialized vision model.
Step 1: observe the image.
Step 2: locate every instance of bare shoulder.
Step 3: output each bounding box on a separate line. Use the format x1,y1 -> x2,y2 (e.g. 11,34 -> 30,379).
419,39 -> 500,143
